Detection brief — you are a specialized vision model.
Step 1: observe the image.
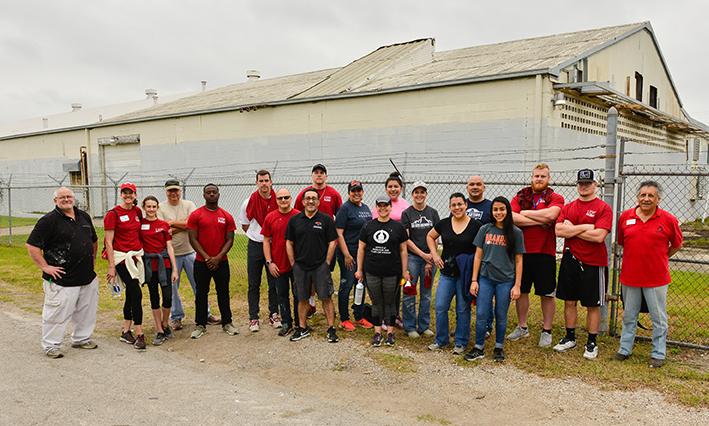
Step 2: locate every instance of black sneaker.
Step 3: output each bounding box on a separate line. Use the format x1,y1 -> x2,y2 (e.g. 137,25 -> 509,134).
493,347 -> 505,362
464,347 -> 485,361
385,333 -> 395,346
153,332 -> 166,346
371,332 -> 383,347
278,323 -> 293,337
290,327 -> 311,342
134,334 -> 146,350
163,325 -> 173,339
120,330 -> 136,344
327,326 -> 339,343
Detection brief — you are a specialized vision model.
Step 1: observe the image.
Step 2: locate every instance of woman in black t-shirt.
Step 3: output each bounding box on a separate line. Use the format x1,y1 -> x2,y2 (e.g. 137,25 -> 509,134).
356,196 -> 409,347
426,192 -> 481,354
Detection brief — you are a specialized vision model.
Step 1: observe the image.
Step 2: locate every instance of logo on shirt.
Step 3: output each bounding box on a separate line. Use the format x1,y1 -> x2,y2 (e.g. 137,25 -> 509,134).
466,208 -> 483,220
217,217 -> 226,224
373,229 -> 390,244
313,221 -> 323,230
485,233 -> 507,247
586,210 -> 597,218
323,196 -> 331,202
410,216 -> 433,229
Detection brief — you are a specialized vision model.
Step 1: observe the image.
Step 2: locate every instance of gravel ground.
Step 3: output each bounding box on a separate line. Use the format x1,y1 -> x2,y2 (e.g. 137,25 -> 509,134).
2,304 -> 708,425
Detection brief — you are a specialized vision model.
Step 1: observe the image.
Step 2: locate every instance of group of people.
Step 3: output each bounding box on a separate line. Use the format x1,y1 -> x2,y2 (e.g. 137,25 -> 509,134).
26,162 -> 682,368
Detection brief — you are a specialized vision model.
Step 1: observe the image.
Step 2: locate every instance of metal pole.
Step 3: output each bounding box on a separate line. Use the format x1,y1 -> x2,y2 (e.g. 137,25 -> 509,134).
601,107 -> 618,334
7,174 -> 13,245
609,137 -> 626,336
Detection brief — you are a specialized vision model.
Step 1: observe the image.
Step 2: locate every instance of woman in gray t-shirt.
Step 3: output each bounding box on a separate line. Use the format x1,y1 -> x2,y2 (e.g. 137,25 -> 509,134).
465,196 -> 525,362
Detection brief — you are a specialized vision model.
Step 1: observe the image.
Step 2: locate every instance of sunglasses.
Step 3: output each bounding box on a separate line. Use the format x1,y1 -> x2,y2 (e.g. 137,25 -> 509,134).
277,196 -> 291,200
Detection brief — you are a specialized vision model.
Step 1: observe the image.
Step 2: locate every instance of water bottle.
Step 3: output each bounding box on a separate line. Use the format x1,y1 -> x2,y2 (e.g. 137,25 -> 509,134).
111,281 -> 122,299
354,281 -> 365,305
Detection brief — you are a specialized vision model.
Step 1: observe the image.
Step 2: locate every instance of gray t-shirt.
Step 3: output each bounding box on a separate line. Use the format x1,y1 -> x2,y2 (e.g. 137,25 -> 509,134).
473,223 -> 525,282
401,205 -> 440,257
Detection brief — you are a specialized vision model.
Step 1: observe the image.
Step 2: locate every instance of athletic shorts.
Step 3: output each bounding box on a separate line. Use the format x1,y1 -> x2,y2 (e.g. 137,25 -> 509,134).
520,253 -> 557,296
556,249 -> 607,307
293,262 -> 333,302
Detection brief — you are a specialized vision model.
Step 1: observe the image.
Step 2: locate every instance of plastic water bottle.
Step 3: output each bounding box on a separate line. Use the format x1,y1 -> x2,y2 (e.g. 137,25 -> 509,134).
111,282 -> 122,299
354,281 -> 365,305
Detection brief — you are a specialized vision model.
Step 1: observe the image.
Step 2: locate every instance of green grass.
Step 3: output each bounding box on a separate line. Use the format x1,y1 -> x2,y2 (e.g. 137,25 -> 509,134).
368,352 -> 417,373
0,215 -> 39,228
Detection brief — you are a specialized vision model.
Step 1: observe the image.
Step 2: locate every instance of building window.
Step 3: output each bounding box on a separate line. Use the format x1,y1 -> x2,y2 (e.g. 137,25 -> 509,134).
649,85 -> 658,108
635,72 -> 643,102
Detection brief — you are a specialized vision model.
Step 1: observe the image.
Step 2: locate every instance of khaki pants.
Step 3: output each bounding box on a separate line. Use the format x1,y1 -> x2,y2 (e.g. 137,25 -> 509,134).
42,277 -> 98,351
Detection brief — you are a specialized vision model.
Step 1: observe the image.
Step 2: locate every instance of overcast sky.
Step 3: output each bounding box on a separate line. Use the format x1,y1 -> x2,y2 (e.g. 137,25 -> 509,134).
1,0 -> 707,125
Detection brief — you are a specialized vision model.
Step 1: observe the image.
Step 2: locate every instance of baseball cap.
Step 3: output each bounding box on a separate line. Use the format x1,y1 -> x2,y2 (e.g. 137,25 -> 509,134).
375,196 -> 392,206
119,182 -> 137,193
348,180 -> 364,192
576,169 -> 597,183
164,179 -> 181,190
312,163 -> 327,174
411,180 -> 428,192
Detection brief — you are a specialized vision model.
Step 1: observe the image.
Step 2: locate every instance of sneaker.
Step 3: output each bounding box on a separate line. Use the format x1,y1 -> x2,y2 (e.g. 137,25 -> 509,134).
45,347 -> 64,359
538,331 -> 553,348
421,329 -> 435,337
327,327 -> 339,343
170,319 -> 183,331
269,313 -> 282,328
649,357 -> 665,368
452,345 -> 465,355
371,332 -> 383,347
395,317 -> 404,329
464,347 -> 485,361
407,330 -> 420,339
493,347 -> 506,362
71,340 -> 98,349
485,330 -> 491,339
134,334 -> 146,350
163,325 -> 173,339
428,342 -> 445,351
356,318 -> 374,329
249,319 -> 260,332
290,327 -> 311,342
278,323 -> 293,337
614,352 -> 630,361
306,304 -> 316,319
223,323 -> 239,336
207,315 -> 221,325
153,333 -> 166,346
506,326 -> 530,341
553,337 -> 577,352
191,325 -> 206,339
120,330 -> 136,344
340,320 -> 356,332
385,333 -> 395,346
583,342 -> 598,360
382,323 -> 388,332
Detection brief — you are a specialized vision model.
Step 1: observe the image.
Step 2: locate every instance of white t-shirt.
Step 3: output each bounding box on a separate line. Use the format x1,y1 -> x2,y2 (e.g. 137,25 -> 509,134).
157,199 -> 197,256
238,198 -> 264,242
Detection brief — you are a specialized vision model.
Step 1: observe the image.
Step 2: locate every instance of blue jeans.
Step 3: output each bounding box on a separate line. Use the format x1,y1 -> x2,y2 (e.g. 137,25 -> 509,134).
336,251 -> 364,321
434,273 -> 471,347
402,255 -> 434,333
170,252 -> 209,321
619,284 -> 668,360
474,276 -> 513,349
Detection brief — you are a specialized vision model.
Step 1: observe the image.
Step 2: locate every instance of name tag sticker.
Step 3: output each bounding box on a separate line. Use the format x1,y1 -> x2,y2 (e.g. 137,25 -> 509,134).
119,215 -> 129,222
141,224 -> 150,230
626,219 -> 636,226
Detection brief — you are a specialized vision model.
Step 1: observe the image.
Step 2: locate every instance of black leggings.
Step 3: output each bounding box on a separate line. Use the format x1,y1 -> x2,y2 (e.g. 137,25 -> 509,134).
117,262 -> 142,325
147,268 -> 173,310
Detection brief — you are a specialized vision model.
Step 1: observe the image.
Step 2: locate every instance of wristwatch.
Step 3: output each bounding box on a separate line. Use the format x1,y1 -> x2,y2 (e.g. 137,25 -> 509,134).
266,260 -> 272,265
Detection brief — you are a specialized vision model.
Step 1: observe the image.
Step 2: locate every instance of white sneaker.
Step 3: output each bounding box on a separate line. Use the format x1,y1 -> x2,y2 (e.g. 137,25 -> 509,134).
428,342 -> 444,351
583,342 -> 598,360
190,325 -> 206,339
538,331 -> 553,348
506,326 -> 530,341
407,330 -> 420,338
249,320 -> 260,332
553,337 -> 577,352
421,329 -> 435,337
269,313 -> 282,328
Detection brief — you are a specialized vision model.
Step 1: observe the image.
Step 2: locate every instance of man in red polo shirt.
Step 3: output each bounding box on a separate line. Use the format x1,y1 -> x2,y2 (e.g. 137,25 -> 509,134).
615,180 -> 682,368
554,169 -> 612,360
508,163 -> 565,347
262,188 -> 300,336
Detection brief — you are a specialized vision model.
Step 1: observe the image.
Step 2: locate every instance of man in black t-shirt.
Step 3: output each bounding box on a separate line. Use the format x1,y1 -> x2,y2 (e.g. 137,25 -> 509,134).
466,175 -> 493,224
286,189 -> 339,343
26,187 -> 99,358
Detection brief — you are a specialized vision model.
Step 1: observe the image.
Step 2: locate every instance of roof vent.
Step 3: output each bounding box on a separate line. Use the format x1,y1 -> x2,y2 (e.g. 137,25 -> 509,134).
71,103 -> 82,112
145,88 -> 158,104
201,80 -> 207,92
246,70 -> 260,81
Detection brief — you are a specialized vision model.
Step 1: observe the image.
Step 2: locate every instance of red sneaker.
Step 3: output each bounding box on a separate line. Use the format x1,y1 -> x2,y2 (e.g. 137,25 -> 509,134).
339,320 -> 355,332
357,318 -> 374,329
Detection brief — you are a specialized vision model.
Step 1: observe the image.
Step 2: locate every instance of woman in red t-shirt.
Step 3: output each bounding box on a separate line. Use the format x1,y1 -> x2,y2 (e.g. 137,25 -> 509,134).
104,182 -> 146,350
141,196 -> 178,346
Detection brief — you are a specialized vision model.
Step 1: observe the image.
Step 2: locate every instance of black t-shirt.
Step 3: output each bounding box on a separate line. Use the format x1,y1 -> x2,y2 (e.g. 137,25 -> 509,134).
401,205 -> 440,257
285,211 -> 338,271
26,207 -> 98,287
359,219 -> 408,277
433,217 -> 482,260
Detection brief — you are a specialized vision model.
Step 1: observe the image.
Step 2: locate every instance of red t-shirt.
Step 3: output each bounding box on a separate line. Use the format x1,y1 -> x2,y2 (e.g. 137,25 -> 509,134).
261,208 -> 300,273
618,207 -> 682,287
140,218 -> 172,271
556,197 -> 612,266
511,191 -> 564,256
294,186 -> 342,218
186,206 -> 236,262
104,205 -> 142,252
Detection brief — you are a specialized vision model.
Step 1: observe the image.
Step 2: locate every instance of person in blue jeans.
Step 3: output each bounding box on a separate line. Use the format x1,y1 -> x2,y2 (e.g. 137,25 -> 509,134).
426,193 -> 481,355
465,196 -> 524,362
401,181 -> 440,338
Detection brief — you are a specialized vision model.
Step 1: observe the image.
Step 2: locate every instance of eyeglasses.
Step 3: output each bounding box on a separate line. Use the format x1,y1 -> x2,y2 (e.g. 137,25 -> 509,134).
55,195 -> 74,200
277,196 -> 291,200
303,197 -> 318,201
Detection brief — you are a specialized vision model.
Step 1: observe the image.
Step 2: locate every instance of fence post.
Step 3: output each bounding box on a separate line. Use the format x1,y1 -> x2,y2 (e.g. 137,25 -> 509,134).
7,174 -> 13,245
601,107 -> 618,334
609,137 -> 626,336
